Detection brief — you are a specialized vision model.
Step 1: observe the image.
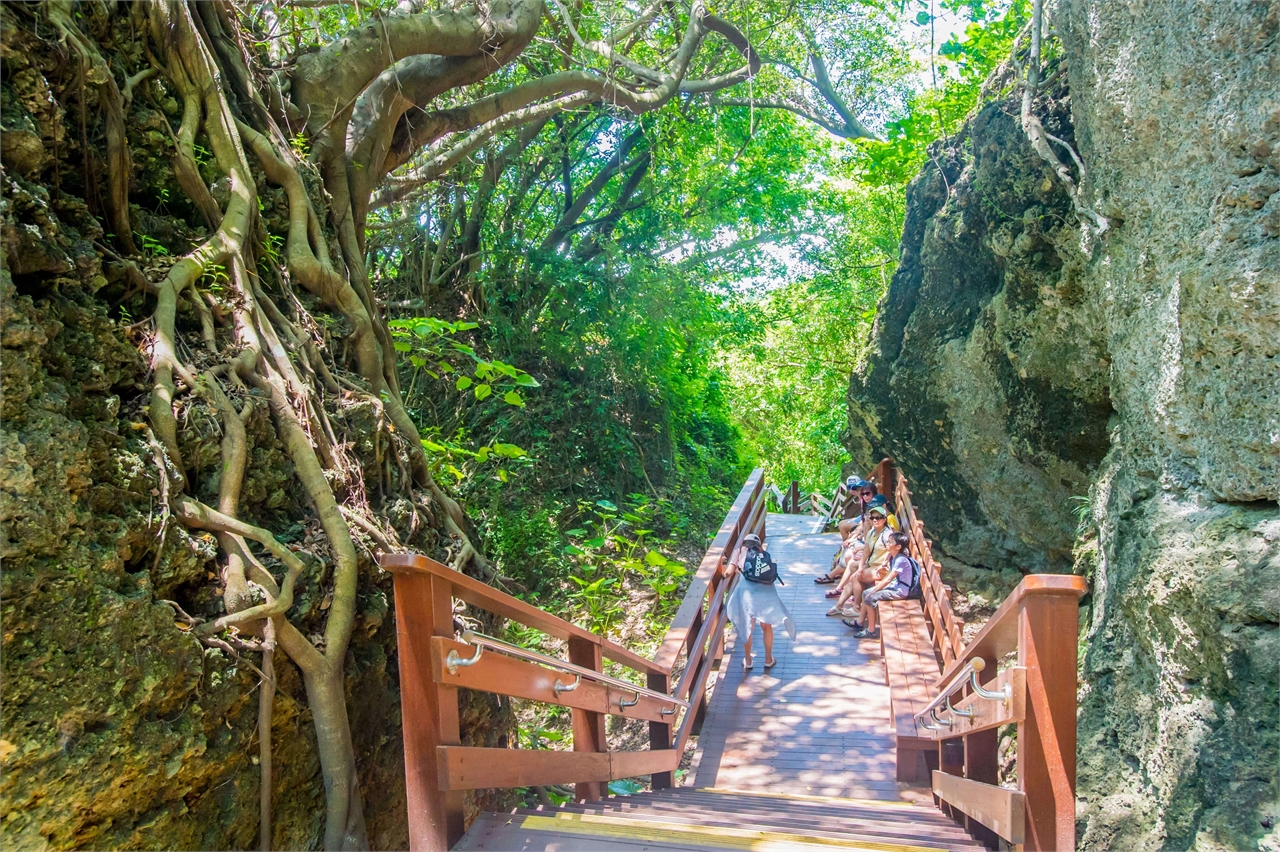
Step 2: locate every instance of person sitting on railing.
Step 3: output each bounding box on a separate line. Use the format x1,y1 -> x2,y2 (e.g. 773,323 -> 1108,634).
824,505 -> 895,616
836,477 -> 872,537
724,532 -> 796,671
843,532 -> 917,640
817,494 -> 899,591
817,482 -> 879,584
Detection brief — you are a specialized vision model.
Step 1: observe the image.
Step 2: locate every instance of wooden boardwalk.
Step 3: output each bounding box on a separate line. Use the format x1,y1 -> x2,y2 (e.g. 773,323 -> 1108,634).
690,513 -> 909,800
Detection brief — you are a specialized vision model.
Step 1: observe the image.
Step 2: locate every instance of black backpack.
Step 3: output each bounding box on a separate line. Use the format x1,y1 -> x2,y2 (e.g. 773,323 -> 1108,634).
741,546 -> 783,585
903,555 -> 923,600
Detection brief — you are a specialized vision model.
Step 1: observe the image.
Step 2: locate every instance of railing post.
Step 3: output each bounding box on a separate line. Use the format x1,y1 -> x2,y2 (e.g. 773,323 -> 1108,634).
392,572 -> 464,852
648,670 -> 674,789
568,636 -> 607,802
787,480 -> 800,513
1018,590 -> 1082,851
964,654 -> 1001,848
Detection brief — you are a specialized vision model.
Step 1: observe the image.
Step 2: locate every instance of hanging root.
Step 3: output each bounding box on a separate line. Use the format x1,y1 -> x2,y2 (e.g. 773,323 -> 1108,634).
1016,0 -> 1108,234
259,618 -> 277,852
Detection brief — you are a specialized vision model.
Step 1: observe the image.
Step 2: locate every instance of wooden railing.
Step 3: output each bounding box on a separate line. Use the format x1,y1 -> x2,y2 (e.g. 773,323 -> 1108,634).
884,462 -> 1086,850
806,459 -> 1084,848
812,458 -> 898,527
913,575 -> 1086,850
892,471 -> 966,666
382,469 -> 767,851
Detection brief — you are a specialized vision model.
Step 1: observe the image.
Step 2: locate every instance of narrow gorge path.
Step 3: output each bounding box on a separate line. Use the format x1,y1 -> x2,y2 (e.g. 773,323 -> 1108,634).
692,513 -> 914,801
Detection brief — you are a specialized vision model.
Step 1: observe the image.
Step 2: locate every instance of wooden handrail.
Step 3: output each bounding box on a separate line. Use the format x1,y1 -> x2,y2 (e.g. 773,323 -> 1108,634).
384,467 -> 770,850
934,574 -> 1087,690
825,458 -> 1087,851
922,573 -> 1086,850
382,552 -> 665,677
653,470 -> 763,671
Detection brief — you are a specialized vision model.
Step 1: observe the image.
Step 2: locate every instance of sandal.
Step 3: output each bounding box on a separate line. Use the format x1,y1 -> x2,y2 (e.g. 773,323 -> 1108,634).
853,628 -> 880,640
826,606 -> 844,616
742,656 -> 754,671
825,589 -> 841,598
841,618 -> 864,630
763,658 -> 777,669
814,574 -> 836,585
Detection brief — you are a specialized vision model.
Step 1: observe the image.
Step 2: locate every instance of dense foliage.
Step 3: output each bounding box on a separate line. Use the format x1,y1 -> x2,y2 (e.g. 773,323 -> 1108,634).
359,0 -> 1031,618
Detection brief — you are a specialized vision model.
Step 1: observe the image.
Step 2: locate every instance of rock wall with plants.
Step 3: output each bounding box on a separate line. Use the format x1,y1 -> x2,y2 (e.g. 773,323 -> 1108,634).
848,0 -> 1278,847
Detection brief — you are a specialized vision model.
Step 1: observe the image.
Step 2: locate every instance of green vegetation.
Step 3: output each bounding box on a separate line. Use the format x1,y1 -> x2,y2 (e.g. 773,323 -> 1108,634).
362,0 -> 1031,635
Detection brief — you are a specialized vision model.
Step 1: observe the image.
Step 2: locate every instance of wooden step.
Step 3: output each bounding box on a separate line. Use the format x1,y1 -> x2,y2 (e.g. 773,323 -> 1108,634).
599,789 -> 969,830
549,800 -> 983,847
639,788 -> 960,827
456,809 -> 977,852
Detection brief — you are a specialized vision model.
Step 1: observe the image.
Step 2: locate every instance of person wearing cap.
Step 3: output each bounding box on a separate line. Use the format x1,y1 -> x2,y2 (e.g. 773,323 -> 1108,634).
835,478 -> 874,539
724,532 -> 796,671
817,490 -> 899,588
824,504 -> 896,617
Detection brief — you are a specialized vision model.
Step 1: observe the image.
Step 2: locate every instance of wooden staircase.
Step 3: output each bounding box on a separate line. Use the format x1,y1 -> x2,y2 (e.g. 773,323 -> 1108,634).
456,787 -> 987,851
382,462 -> 1087,850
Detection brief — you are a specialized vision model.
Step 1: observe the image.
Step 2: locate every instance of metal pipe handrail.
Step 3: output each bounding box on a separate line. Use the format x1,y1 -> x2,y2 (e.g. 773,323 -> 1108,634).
911,652 -> 998,721
457,630 -> 691,709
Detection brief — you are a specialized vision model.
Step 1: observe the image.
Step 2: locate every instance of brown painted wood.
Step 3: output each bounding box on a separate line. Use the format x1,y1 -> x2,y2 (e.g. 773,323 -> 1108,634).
568,636 -> 607,802
672,578 -> 726,702
437,746 -> 678,791
875,597 -> 946,783
788,481 -> 800,514
1018,592 -> 1082,851
654,470 -> 763,671
427,637 -> 673,723
392,572 -> 464,851
963,655 -> 1002,848
672,598 -> 729,757
935,575 -> 1088,691
937,738 -> 966,822
932,771 -> 1026,844
647,671 -> 674,789
382,551 -> 664,677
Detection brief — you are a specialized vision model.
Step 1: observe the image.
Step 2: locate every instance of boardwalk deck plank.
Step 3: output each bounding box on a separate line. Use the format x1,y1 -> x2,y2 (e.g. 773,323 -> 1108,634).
691,513 -> 914,801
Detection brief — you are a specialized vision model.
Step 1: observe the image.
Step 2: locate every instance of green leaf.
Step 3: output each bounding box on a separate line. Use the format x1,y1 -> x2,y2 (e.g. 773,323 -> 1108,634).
609,780 -> 644,796
563,544 -> 586,556
455,376 -> 473,391
502,391 -> 525,407
644,550 -> 669,567
422,440 -> 449,454
564,528 -> 588,536
474,384 -> 492,400
492,443 -> 528,458
497,469 -> 508,483
514,373 -> 541,387
596,500 -> 618,512
584,537 -> 606,549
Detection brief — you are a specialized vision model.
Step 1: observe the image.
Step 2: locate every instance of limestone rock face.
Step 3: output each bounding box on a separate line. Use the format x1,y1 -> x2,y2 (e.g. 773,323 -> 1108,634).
1060,2 -> 1279,848
849,1 -> 1278,847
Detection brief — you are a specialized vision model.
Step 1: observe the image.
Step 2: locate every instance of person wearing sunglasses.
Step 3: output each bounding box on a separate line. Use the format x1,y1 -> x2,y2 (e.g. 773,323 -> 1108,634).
825,505 -> 895,617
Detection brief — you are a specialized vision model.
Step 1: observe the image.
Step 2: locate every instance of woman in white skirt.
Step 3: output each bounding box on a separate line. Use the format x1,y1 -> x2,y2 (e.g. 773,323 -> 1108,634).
725,533 -> 796,670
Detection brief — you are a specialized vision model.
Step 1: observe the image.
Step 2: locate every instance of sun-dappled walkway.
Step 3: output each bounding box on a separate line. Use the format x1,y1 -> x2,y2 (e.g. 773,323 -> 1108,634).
690,513 -> 907,800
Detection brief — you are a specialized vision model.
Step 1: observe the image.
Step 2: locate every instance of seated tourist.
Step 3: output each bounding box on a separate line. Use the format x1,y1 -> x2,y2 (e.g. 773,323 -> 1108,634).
844,532 -> 917,640
835,478 -> 875,540
824,505 -> 894,615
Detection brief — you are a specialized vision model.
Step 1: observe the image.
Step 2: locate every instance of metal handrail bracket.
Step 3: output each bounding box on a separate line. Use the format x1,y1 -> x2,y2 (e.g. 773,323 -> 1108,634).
446,643 -> 484,675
